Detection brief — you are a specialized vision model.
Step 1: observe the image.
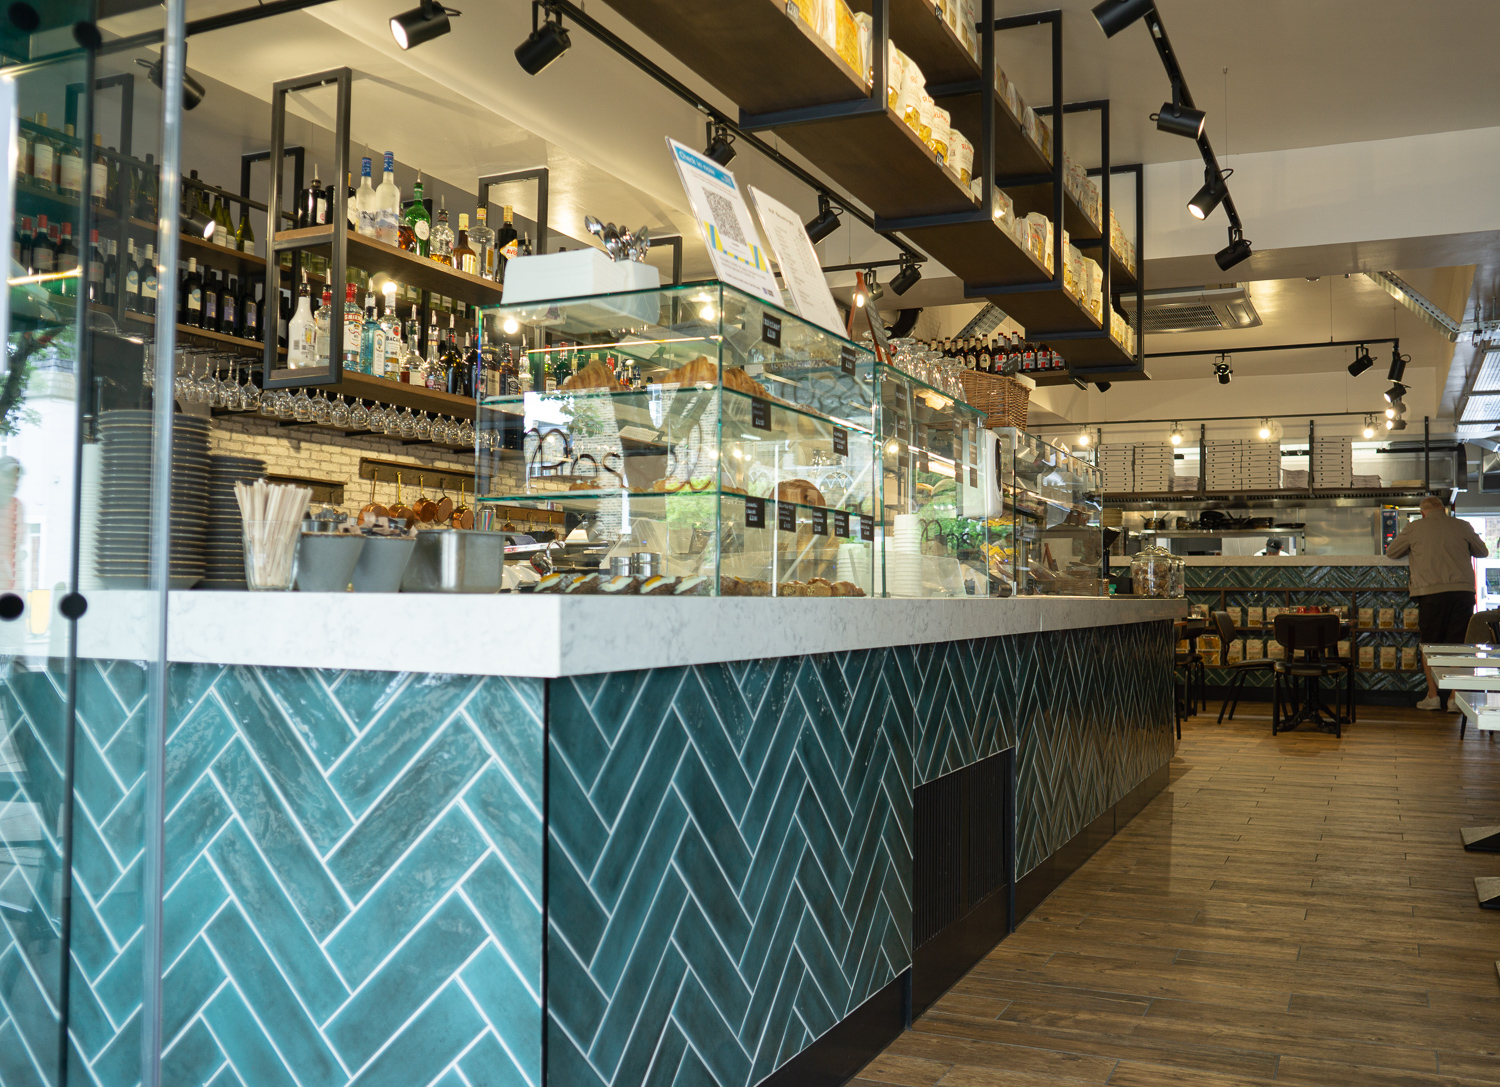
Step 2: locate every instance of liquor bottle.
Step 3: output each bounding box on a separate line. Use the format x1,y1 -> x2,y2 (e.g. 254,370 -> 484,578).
58,123 -> 84,198
379,299 -> 402,380
222,274 -> 240,336
355,157 -> 379,238
88,230 -> 106,304
14,216 -> 30,271
519,232 -> 533,257
401,172 -> 430,255
53,223 -> 77,295
141,244 -> 158,316
201,266 -> 219,331
453,213 -> 477,275
212,192 -> 233,248
360,294 -> 384,377
313,287 -> 334,366
195,172 -> 214,223
180,257 -> 203,325
236,199 -> 256,256
287,277 -> 317,368
134,154 -> 158,221
429,197 -> 454,265
122,239 -> 140,312
470,206 -> 496,279
497,206 -> 518,270
298,164 -> 327,228
345,171 -> 358,230
421,309 -> 441,388
30,113 -> 55,191
342,283 -> 363,371
30,215 -> 53,275
242,278 -> 261,342
91,133 -> 108,206
374,152 -> 401,245
14,124 -> 28,187
462,332 -> 481,398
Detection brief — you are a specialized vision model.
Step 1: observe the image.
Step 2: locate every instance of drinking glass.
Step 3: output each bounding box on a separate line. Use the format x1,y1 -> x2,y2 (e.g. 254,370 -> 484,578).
291,388 -> 314,422
350,400 -> 370,429
415,411 -> 432,441
457,419 -> 475,446
312,390 -> 333,425
331,395 -> 350,428
398,407 -> 417,439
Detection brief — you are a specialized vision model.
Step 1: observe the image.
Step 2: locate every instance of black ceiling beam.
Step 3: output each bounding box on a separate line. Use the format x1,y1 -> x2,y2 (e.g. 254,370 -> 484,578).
1145,337 -> 1399,360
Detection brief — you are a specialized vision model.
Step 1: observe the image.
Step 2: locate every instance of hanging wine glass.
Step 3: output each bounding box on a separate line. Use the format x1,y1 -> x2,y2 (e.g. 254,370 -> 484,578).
398,406 -> 418,439
350,399 -> 370,429
415,411 -> 432,441
331,395 -> 350,428
312,389 -> 333,425
291,387 -> 314,422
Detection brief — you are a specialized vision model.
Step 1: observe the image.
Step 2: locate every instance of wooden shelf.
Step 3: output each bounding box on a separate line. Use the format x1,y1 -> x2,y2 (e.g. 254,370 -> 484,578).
604,0 -> 871,114
175,322 -> 285,354
262,370 -> 476,421
849,0 -> 978,85
177,232 -> 267,277
778,103 -> 977,220
273,227 -> 505,307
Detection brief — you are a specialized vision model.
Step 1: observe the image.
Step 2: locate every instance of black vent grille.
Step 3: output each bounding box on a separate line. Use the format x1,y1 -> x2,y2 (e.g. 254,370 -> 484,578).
912,751 -> 1010,949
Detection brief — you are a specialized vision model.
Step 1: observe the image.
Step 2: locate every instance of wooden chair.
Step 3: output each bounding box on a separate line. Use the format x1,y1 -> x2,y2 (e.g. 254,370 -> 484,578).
1211,610 -> 1274,723
1272,614 -> 1349,736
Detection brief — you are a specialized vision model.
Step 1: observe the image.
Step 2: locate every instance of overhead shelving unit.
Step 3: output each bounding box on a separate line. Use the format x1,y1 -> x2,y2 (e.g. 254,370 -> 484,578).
601,0 -> 1145,384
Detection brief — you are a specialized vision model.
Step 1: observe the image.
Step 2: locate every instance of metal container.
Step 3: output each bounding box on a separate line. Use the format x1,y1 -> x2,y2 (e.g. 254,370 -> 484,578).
608,555 -> 634,577
295,534 -> 366,592
351,536 -> 417,592
630,550 -> 663,578
401,529 -> 506,593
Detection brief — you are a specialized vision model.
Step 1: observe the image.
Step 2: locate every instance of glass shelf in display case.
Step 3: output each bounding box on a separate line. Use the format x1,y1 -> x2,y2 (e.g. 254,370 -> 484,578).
476,283 -> 879,597
876,363 -> 991,597
992,426 -> 1105,596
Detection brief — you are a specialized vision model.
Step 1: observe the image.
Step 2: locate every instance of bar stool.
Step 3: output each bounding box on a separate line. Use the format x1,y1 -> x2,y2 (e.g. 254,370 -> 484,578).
1211,610 -> 1274,722
1272,614 -> 1349,737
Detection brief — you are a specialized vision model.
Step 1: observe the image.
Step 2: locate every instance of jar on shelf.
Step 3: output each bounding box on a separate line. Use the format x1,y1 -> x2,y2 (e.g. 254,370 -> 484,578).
1169,554 -> 1187,598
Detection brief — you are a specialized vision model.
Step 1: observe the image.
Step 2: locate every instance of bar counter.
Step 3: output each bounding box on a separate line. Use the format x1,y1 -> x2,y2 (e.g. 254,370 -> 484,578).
16,594 -> 1184,1087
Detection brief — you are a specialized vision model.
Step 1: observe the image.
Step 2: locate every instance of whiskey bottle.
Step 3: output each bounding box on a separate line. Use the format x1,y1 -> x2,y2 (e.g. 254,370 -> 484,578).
287,277 -> 317,369
453,213 -> 477,275
429,197 -> 454,265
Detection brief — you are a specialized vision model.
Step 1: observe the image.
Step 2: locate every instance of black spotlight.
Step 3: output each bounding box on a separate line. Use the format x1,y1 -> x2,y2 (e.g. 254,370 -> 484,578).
137,54 -> 206,111
804,195 -> 841,243
1155,101 -> 1206,139
1347,344 -> 1374,377
1092,0 -> 1154,37
1215,228 -> 1252,271
1188,168 -> 1227,220
1384,382 -> 1407,403
1213,356 -> 1232,385
513,2 -> 565,71
890,259 -> 922,296
1095,381 -> 1112,392
180,202 -> 214,240
705,123 -> 736,167
1388,346 -> 1408,382
864,268 -> 884,302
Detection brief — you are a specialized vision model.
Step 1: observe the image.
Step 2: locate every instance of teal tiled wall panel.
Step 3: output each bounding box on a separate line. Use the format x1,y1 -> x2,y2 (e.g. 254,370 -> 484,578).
1185,564 -> 1409,590
2,620 -> 1172,1087
0,661 -> 544,1087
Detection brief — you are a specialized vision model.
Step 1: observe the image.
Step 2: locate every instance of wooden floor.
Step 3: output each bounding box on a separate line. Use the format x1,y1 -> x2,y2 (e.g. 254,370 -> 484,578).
857,704 -> 1500,1087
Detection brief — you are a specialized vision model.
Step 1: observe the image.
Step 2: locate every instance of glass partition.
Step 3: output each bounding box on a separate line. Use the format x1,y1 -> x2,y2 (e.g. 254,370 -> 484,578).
993,426 -> 1105,595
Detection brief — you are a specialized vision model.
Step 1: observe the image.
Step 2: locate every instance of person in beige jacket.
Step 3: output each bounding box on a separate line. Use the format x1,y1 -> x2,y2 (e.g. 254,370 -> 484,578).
1384,496 -> 1489,710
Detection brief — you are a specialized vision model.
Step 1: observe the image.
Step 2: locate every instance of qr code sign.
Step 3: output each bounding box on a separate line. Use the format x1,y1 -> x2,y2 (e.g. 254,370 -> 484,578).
705,191 -> 747,245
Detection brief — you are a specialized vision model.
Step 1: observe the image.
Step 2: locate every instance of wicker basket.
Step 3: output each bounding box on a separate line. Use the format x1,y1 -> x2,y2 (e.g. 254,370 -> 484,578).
960,370 -> 1030,429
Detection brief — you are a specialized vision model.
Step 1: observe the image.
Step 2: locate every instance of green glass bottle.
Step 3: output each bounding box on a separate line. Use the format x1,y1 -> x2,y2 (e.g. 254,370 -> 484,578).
400,171 -> 430,257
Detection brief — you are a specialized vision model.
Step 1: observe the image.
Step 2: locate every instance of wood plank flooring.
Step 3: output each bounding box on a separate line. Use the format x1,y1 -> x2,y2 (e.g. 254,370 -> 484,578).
856,705 -> 1500,1086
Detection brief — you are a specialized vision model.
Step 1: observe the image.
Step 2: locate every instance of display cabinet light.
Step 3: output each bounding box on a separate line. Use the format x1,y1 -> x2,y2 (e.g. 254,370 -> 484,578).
397,0 -> 461,51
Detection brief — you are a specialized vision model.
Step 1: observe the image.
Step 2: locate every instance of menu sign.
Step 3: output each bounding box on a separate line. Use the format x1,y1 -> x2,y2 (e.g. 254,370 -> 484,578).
761,313 -> 782,347
841,344 -> 858,375
811,508 -> 828,536
744,496 -> 767,528
860,514 -> 875,541
751,398 -> 772,431
778,500 -> 796,532
667,139 -> 780,303
833,510 -> 851,537
832,426 -> 849,457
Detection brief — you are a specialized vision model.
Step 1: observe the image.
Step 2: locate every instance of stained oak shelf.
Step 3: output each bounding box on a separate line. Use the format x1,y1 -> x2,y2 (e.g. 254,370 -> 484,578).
274,370 -> 477,421
273,227 -> 505,307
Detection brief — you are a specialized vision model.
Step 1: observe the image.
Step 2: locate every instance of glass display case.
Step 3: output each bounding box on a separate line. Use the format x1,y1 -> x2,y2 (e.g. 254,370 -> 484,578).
991,427 -> 1106,596
477,283 -> 879,596
876,364 -> 991,597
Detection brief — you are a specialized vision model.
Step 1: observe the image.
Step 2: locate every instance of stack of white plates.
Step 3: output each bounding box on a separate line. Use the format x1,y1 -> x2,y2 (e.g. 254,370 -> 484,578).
890,514 -> 925,598
78,444 -> 103,591
96,411 -> 209,589
203,455 -> 265,590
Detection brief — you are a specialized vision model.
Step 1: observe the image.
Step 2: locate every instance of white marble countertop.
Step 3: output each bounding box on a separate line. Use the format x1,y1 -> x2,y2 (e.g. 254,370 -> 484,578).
1182,555 -> 1407,566
75,592 -> 1187,678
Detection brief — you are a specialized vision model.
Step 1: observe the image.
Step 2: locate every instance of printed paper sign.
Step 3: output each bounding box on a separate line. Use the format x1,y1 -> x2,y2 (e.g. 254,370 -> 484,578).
748,185 -> 845,335
667,138 -> 780,304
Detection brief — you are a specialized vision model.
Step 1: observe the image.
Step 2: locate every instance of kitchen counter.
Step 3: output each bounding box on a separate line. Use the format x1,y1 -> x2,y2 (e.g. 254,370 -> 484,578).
75,591 -> 1186,676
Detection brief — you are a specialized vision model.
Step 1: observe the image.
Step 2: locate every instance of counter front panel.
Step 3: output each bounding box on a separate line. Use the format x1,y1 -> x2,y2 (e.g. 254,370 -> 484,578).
3,617 -> 1174,1087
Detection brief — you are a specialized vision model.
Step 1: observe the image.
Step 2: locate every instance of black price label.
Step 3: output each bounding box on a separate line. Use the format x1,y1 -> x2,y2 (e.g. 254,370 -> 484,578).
834,510 -> 850,537
751,398 -> 772,431
761,313 -> 782,347
860,514 -> 875,542
840,344 -> 857,376
778,500 -> 796,532
969,466 -> 979,488
918,452 -> 929,474
895,414 -> 909,441
832,426 -> 849,457
812,508 -> 828,536
745,496 -> 766,529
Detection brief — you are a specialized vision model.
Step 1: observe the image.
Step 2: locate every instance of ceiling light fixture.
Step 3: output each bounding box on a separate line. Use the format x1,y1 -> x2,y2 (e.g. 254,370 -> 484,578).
804,195 -> 841,243
1213,353 -> 1232,385
704,122 -> 737,166
1388,345 -> 1409,383
179,193 -> 215,240
1155,98 -> 1206,139
1215,227 -> 1253,271
1384,381 -> 1407,403
890,258 -> 922,296
1188,166 -> 1229,220
863,268 -> 884,302
397,0 -> 461,51
1091,0 -> 1155,38
1389,418 -> 1407,431
1169,422 -> 1183,446
138,54 -> 206,111
1096,381 -> 1112,392
1076,428 -> 1092,447
1362,415 -> 1377,439
1347,343 -> 1374,377
502,316 -> 520,335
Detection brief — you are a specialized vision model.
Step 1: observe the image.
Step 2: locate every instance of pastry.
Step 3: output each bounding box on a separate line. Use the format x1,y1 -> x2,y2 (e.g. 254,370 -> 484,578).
563,573 -> 601,594
600,574 -> 639,594
805,580 -> 832,597
640,575 -> 678,595
831,581 -> 863,597
560,359 -> 618,390
718,575 -> 746,596
779,581 -> 806,597
535,572 -> 571,593
775,478 -> 826,508
674,575 -> 709,595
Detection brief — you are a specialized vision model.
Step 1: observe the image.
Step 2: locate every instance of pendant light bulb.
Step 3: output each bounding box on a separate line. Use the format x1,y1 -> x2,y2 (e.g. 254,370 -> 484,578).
501,316 -> 520,335
1362,414 -> 1376,439
1168,422 -> 1183,446
1076,428 -> 1091,447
